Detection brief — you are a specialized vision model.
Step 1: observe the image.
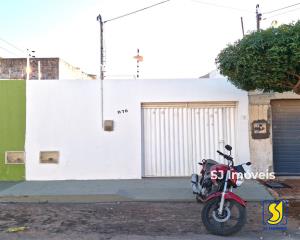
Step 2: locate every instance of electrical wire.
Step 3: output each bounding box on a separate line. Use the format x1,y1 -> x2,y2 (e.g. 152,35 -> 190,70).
0,45 -> 19,57
104,0 -> 172,23
0,37 -> 26,54
263,2 -> 300,14
263,7 -> 300,20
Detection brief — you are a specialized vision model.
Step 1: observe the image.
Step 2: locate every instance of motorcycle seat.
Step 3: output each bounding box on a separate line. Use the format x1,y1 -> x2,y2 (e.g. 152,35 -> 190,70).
205,159 -> 219,165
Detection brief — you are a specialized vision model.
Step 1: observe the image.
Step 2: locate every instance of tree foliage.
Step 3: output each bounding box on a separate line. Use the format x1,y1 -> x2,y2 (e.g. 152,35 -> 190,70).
216,21 -> 300,94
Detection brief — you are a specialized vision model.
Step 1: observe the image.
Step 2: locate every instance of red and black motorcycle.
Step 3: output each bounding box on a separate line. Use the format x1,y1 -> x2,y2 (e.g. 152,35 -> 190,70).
191,144 -> 251,236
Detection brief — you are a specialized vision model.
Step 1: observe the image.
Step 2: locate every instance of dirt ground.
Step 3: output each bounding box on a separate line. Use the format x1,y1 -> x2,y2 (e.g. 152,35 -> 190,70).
0,201 -> 298,240
266,179 -> 300,201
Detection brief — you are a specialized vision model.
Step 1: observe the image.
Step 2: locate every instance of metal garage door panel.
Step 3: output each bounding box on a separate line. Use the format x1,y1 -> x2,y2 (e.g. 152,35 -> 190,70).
271,100 -> 300,175
142,107 -> 190,177
189,107 -> 236,173
142,102 -> 236,177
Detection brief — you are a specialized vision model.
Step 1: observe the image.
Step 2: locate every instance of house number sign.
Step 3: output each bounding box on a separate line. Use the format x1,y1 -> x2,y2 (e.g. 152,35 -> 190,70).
117,109 -> 128,114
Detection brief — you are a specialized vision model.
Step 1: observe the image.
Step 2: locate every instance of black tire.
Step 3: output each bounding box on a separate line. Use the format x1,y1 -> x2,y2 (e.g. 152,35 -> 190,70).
201,198 -> 246,236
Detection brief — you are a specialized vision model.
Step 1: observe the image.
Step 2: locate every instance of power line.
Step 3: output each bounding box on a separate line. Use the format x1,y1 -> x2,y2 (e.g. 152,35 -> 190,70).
263,7 -> 300,20
0,37 -> 26,54
0,45 -> 20,57
104,0 -> 172,23
191,0 -> 253,13
263,2 -> 300,14
97,0 -> 172,128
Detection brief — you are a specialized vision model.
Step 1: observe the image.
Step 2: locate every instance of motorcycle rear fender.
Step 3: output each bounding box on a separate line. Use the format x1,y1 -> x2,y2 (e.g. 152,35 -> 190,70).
205,191 -> 247,207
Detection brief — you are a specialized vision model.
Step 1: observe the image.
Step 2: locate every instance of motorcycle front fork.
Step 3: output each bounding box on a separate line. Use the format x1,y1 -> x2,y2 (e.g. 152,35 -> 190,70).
218,170 -> 232,215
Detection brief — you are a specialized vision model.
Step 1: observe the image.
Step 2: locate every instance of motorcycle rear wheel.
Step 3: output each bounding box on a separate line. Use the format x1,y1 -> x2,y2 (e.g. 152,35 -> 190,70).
201,198 -> 246,236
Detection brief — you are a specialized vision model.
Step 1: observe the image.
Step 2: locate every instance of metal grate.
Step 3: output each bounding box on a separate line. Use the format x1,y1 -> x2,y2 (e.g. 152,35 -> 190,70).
5,151 -> 25,164
264,180 -> 292,189
40,151 -> 59,164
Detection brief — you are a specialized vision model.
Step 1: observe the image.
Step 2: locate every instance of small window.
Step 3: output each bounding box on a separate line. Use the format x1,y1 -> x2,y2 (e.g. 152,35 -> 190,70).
5,151 -> 25,164
40,151 -> 59,164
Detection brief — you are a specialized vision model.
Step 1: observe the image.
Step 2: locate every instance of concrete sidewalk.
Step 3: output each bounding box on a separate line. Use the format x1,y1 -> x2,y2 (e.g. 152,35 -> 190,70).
0,178 -> 273,203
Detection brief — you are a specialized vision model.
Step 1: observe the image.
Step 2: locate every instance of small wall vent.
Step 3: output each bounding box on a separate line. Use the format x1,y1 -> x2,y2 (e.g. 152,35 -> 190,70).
5,151 -> 25,164
40,151 -> 59,164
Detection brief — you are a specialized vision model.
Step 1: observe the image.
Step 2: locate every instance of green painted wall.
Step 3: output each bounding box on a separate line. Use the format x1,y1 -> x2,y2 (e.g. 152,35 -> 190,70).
0,81 -> 25,181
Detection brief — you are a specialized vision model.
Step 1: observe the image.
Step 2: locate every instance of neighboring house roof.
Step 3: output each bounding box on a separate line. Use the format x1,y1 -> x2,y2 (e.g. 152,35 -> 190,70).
0,57 -> 96,80
199,70 -> 225,79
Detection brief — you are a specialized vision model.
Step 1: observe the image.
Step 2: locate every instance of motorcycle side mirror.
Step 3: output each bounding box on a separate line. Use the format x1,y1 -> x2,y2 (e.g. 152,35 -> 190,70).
225,145 -> 232,151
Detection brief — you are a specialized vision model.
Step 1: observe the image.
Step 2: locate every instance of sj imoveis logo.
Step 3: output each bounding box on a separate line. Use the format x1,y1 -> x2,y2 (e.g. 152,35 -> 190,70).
262,200 -> 288,230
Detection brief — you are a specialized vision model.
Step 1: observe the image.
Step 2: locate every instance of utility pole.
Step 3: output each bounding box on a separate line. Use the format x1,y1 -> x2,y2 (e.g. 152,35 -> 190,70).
136,49 -> 140,79
26,49 -> 35,80
96,0 -> 171,129
133,48 -> 143,78
26,53 -> 30,80
96,14 -> 104,80
96,0 -> 171,81
240,17 -> 245,37
256,4 -> 262,31
38,60 -> 41,80
97,14 -> 104,127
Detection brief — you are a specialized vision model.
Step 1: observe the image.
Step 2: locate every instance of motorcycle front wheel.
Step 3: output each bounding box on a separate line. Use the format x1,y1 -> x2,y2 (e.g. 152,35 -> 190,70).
201,198 -> 246,236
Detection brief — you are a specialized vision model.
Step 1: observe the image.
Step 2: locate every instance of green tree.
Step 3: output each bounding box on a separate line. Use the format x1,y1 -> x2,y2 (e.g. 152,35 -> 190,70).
216,21 -> 300,94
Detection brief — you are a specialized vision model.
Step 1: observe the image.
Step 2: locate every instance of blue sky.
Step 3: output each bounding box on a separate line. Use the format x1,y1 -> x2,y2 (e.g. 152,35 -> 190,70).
1,0 -> 300,78
1,0 -> 95,39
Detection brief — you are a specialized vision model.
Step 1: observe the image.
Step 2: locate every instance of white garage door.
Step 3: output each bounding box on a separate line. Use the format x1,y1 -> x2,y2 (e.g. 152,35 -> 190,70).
142,102 -> 237,177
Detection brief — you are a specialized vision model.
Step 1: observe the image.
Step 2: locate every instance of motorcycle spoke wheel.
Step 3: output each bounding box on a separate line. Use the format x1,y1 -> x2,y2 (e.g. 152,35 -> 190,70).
201,198 -> 246,236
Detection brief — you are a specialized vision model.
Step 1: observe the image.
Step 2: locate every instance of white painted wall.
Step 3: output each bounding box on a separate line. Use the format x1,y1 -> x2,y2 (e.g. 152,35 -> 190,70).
26,78 -> 250,180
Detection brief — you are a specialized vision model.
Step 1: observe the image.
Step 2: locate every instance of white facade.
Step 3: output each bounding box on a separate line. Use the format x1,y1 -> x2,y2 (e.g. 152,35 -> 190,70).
25,78 -> 250,180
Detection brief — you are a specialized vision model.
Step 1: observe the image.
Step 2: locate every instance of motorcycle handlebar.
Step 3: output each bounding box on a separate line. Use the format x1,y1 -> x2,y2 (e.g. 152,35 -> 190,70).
216,150 -> 233,161
217,150 -> 224,156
